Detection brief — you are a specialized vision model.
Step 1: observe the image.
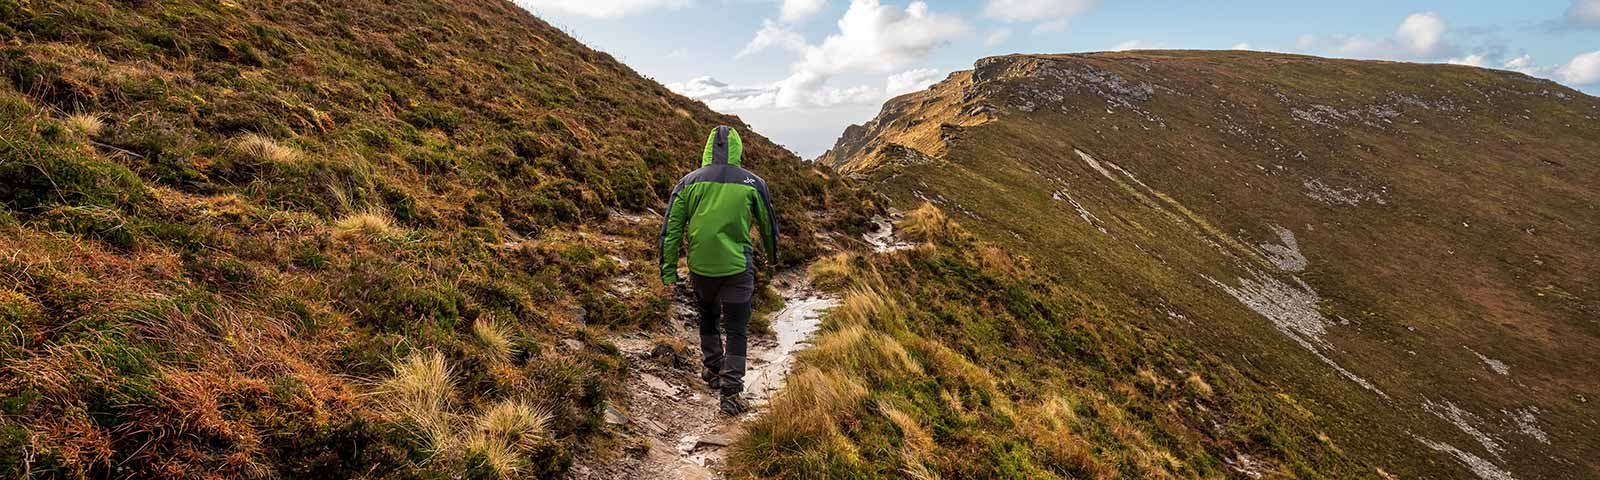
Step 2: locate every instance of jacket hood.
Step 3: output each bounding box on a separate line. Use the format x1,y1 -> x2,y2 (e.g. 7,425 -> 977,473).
701,125 -> 743,166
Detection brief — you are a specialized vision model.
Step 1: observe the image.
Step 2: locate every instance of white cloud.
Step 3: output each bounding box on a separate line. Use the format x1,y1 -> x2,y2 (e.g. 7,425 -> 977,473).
983,0 -> 1096,23
1566,0 -> 1600,28
770,0 -> 968,107
789,0 -> 969,76
1301,11 -> 1458,60
781,0 -> 828,22
1556,50 -> 1600,84
668,76 -> 882,110
682,0 -> 966,114
1395,12 -> 1447,57
739,19 -> 809,57
980,0 -> 1094,34
514,0 -> 689,18
885,68 -> 941,96
1111,39 -> 1154,51
984,28 -> 1013,47
1503,54 -> 1537,72
1447,53 -> 1488,67
772,71 -> 883,107
1231,42 -> 1253,50
1484,52 -> 1600,87
667,77 -> 778,110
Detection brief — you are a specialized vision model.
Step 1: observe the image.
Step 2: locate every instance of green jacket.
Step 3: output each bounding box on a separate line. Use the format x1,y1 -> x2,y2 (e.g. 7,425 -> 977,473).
659,126 -> 779,284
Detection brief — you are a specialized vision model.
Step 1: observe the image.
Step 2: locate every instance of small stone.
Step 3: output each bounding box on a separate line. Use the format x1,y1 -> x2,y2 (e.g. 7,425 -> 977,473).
696,433 -> 737,448
568,306 -> 588,325
696,424 -> 743,447
649,343 -> 680,366
563,339 -> 584,351
641,373 -> 675,394
603,404 -> 628,425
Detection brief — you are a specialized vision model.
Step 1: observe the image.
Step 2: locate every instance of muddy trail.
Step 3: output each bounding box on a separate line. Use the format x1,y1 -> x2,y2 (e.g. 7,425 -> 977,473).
569,215 -> 901,480
568,270 -> 837,480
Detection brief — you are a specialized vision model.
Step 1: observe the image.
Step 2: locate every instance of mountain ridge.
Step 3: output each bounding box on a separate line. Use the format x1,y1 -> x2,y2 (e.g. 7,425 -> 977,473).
817,49 -> 1600,479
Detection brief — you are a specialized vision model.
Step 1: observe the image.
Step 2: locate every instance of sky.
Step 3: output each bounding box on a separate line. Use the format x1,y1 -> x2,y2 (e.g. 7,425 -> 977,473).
516,0 -> 1600,158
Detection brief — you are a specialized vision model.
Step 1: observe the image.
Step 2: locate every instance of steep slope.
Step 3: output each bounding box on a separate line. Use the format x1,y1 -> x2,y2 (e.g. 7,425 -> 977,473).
0,0 -> 874,477
820,51 -> 1599,479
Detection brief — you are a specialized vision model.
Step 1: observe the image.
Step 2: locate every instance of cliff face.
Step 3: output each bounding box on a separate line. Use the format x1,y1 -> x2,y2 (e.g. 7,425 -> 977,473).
823,50 -> 1600,479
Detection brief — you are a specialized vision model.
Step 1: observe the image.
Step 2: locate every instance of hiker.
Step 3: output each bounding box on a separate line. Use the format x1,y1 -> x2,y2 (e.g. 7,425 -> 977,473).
659,126 -> 780,416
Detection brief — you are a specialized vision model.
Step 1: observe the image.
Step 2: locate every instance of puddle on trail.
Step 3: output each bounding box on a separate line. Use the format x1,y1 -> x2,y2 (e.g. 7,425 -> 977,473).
864,214 -> 913,253
744,289 -> 839,407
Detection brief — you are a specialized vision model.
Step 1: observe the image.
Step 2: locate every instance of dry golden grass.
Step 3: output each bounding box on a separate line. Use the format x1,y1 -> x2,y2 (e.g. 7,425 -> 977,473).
381,351 -> 457,453
878,398 -> 938,478
803,325 -> 923,385
471,316 -> 516,364
1137,367 -> 1172,392
1018,395 -> 1105,479
878,400 -> 932,452
63,113 -> 105,138
896,202 -> 962,243
806,253 -> 854,291
463,398 -> 553,478
463,432 -> 520,478
475,398 -> 552,450
765,367 -> 867,439
905,336 -> 994,392
831,284 -> 905,333
233,133 -> 301,164
333,208 -> 406,241
732,366 -> 872,475
1184,373 -> 1214,398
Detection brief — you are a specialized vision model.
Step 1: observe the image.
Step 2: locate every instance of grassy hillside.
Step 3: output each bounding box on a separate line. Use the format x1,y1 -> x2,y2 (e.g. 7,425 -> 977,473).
0,0 -> 873,477
733,206 -> 1376,478
820,51 -> 1599,479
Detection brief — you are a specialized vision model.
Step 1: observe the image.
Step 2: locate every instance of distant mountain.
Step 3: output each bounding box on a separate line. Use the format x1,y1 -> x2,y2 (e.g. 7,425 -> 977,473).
820,50 -> 1600,479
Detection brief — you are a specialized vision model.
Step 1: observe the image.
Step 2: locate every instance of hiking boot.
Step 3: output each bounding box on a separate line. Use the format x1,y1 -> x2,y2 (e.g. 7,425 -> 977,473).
701,370 -> 722,390
719,393 -> 749,416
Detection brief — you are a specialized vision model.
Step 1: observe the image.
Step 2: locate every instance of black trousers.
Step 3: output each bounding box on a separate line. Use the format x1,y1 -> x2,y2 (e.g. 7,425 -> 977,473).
689,271 -> 754,395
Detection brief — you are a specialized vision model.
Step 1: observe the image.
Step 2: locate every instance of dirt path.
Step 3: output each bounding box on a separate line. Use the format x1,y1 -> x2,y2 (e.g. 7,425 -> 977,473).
569,215 -> 904,479
568,269 -> 839,480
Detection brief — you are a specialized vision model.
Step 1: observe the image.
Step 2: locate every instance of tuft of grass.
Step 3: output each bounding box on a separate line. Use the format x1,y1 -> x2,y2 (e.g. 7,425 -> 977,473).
333,208 -> 406,241
471,316 -> 516,364
63,113 -> 105,138
233,133 -> 302,164
380,351 -> 456,454
463,398 -> 552,478
896,202 -> 961,243
1184,373 -> 1214,398
807,253 -> 854,291
474,398 -> 552,451
831,283 -> 905,334
878,399 -> 938,479
733,368 -> 870,476
803,325 -> 923,387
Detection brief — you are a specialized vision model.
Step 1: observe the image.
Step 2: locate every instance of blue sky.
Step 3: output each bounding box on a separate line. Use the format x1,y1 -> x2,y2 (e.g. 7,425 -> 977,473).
518,0 -> 1600,157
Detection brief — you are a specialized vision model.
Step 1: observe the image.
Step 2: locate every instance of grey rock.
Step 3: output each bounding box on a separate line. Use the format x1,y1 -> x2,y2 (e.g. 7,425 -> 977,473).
604,404 -> 628,425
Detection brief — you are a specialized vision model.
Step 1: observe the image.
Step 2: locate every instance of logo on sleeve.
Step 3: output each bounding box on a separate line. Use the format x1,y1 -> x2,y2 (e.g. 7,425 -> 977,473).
743,177 -> 757,185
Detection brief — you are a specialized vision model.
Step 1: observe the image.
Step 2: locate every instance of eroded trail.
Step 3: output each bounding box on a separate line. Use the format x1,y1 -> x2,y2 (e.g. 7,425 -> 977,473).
570,269 -> 839,480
